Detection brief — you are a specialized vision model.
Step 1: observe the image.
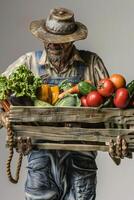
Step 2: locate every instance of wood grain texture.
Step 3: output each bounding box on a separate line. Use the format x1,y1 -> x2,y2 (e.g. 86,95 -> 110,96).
9,106 -> 134,124
31,143 -> 134,152
12,125 -> 134,143
9,106 -> 134,152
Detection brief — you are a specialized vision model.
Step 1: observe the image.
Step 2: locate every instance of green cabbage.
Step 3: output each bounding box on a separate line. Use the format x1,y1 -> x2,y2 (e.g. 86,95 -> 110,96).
34,99 -> 52,107
55,94 -> 81,107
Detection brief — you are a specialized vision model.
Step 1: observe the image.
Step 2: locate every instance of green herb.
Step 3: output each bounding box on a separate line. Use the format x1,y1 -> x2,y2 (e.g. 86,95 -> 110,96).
0,76 -> 9,100
8,65 -> 42,99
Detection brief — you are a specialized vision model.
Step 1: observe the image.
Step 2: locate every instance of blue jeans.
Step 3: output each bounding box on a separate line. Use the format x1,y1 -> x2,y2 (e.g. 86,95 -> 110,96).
25,150 -> 97,200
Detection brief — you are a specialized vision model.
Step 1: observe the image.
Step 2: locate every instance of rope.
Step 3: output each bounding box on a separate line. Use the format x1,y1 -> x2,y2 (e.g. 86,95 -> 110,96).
6,126 -> 23,184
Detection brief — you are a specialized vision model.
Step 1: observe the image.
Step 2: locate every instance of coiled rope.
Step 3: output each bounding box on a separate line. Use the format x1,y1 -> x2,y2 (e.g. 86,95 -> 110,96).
6,126 -> 23,184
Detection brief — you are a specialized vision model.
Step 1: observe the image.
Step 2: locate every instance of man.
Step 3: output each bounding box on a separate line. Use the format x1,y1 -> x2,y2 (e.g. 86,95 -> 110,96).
0,7 -> 129,200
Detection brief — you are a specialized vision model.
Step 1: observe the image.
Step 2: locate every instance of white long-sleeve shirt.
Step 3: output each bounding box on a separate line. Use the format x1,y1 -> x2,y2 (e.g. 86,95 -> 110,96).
2,47 -> 109,86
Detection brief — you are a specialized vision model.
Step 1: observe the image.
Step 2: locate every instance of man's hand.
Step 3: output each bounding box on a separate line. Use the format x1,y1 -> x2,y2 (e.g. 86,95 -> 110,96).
108,135 -> 132,165
0,112 -> 9,128
16,137 -> 32,155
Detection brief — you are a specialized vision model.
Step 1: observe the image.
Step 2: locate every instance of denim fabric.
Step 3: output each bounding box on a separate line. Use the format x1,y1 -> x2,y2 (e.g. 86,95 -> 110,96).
25,150 -> 97,200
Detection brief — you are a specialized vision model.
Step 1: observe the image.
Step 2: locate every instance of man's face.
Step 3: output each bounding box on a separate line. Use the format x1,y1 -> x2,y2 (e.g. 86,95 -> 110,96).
44,42 -> 73,65
45,42 -> 72,54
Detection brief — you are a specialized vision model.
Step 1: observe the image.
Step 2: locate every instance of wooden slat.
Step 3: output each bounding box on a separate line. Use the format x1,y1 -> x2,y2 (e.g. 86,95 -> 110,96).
34,143 -> 108,152
12,125 -> 134,143
9,106 -> 134,152
32,143 -> 134,152
9,106 -> 134,124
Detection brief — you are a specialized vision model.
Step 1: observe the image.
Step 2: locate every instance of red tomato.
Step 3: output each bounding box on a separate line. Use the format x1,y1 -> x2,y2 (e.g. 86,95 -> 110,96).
86,91 -> 103,107
81,95 -> 88,107
97,79 -> 115,97
113,88 -> 130,108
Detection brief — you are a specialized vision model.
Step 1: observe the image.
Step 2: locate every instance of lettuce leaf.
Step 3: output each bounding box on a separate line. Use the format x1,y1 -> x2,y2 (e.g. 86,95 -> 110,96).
8,65 -> 42,99
0,76 -> 9,100
0,65 -> 43,100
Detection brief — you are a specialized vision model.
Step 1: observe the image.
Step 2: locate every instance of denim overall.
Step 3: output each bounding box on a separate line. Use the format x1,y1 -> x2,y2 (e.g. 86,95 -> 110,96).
25,51 -> 97,200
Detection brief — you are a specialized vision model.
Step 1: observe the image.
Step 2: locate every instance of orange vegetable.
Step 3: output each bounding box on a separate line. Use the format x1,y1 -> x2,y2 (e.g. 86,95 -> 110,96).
50,85 -> 59,105
37,84 -> 52,103
58,85 -> 79,99
84,80 -> 92,84
110,74 -> 126,89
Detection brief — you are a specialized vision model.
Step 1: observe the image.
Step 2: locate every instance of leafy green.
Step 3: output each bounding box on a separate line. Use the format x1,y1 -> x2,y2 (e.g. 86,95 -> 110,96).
59,79 -> 73,91
34,99 -> 52,107
0,65 -> 43,101
0,76 -> 9,100
8,65 -> 42,99
55,94 -> 81,107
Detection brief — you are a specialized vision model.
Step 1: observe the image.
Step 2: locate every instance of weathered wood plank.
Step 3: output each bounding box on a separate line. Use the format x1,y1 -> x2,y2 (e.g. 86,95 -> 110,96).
33,143 -> 108,151
12,125 -> 134,143
9,106 -> 134,152
9,106 -> 134,124
32,143 -> 134,152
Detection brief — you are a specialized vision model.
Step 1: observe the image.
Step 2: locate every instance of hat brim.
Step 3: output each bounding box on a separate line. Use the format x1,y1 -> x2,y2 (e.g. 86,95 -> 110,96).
30,19 -> 88,43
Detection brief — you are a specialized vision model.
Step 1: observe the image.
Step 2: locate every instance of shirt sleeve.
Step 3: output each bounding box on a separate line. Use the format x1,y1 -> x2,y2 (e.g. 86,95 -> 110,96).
83,52 -> 109,87
93,55 -> 109,86
2,53 -> 31,77
0,53 -> 33,129
0,106 -> 6,129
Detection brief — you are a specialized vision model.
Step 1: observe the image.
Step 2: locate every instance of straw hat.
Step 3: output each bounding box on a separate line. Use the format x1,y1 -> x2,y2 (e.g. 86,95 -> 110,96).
30,7 -> 88,43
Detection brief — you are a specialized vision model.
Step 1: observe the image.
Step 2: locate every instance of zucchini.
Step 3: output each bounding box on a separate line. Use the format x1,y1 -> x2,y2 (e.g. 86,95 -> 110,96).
99,96 -> 113,109
126,80 -> 134,97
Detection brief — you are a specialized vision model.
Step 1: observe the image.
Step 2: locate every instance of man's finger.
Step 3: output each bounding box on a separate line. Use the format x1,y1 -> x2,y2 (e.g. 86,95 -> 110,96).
116,135 -> 123,158
109,139 -> 115,157
122,138 -> 128,157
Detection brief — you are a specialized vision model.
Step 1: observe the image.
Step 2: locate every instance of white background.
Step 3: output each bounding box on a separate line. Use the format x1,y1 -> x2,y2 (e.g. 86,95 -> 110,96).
0,0 -> 134,199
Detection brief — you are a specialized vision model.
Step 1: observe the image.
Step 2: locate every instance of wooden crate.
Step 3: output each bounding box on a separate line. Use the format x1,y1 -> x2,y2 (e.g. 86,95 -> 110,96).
9,106 -> 134,152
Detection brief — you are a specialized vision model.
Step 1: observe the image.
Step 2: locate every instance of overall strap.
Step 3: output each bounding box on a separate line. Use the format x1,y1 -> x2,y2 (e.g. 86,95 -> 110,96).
35,50 -> 46,77
35,50 -> 86,85
35,50 -> 43,61
74,61 -> 86,81
46,61 -> 86,85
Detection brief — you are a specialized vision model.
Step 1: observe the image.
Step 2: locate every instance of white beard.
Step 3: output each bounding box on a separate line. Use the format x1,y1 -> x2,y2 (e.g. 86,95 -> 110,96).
45,43 -> 73,71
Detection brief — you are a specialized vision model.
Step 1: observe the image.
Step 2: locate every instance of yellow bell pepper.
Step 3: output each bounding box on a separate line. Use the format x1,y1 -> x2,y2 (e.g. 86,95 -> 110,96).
50,85 -> 59,105
37,84 -> 52,103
